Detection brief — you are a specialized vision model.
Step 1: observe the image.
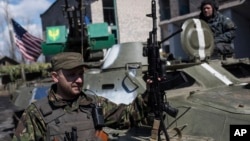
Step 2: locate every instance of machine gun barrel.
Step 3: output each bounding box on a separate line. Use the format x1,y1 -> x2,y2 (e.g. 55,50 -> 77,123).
64,0 -> 73,33
159,28 -> 183,45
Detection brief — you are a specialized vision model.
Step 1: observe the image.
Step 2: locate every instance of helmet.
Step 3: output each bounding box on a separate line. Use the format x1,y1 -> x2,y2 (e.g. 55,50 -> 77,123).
200,0 -> 219,11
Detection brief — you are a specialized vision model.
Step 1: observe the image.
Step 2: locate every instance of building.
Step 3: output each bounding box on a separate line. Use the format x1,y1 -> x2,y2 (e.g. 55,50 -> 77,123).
40,0 -> 250,60
159,0 -> 250,59
0,56 -> 19,66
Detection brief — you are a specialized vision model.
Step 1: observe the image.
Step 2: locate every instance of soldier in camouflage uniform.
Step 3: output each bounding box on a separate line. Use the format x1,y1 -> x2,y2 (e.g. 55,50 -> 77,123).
199,0 -> 237,59
12,52 -> 149,141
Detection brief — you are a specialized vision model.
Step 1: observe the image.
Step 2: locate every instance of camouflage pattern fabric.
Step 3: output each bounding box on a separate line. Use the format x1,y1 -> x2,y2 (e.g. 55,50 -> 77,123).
199,11 -> 236,58
100,91 -> 149,129
209,12 -> 236,44
13,104 -> 45,141
200,12 -> 236,44
12,84 -> 149,141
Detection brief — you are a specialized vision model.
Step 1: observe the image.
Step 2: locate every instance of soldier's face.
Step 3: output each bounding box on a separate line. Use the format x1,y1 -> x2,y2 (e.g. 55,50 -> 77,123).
52,67 -> 84,99
202,4 -> 213,18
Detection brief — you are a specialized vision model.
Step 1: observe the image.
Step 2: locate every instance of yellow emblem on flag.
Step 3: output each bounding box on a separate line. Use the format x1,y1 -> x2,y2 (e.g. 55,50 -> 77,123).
48,28 -> 60,41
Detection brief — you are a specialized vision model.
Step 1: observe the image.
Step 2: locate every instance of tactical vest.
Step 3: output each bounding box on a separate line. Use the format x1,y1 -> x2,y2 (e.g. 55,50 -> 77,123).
33,97 -> 100,141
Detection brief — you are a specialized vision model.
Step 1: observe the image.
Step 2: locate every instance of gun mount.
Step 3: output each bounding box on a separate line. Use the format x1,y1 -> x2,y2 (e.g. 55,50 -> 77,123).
41,0 -> 115,62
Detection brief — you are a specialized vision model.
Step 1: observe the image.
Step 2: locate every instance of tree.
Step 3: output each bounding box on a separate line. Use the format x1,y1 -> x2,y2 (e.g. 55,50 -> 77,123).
0,0 -> 14,58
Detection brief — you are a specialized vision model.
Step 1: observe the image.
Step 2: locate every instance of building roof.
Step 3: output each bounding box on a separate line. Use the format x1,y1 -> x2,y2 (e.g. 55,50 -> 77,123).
0,56 -> 19,65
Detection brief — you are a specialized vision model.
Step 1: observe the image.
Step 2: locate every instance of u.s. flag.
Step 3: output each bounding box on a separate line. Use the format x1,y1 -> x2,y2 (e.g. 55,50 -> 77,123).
11,19 -> 43,61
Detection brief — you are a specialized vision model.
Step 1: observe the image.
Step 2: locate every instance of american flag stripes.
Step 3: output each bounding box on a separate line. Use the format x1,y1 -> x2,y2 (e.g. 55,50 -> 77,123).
11,19 -> 43,61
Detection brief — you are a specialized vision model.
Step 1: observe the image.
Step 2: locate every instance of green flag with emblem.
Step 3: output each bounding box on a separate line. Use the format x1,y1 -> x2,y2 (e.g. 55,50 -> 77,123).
46,26 -> 67,43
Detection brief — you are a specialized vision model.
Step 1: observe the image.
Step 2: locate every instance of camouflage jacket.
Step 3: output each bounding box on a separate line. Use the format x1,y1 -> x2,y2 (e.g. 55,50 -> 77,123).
12,84 -> 149,141
199,11 -> 237,44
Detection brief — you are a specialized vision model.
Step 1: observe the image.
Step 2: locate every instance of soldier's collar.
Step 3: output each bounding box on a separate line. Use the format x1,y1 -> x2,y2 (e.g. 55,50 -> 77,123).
48,84 -> 93,107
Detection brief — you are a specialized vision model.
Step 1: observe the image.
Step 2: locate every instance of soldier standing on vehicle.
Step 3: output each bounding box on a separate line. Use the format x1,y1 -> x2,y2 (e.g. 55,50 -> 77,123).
12,52 -> 149,141
199,0 -> 237,59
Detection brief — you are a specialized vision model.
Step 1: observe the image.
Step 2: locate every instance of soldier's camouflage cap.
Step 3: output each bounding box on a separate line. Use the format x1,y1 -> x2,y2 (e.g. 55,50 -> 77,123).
51,52 -> 87,71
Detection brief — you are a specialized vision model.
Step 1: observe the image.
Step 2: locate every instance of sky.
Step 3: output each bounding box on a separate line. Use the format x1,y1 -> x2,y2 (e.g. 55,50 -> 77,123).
0,0 -> 55,62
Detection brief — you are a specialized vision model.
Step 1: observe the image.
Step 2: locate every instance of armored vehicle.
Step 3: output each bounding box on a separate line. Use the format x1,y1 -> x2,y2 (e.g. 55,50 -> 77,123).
81,18 -> 250,141
11,0 -> 250,141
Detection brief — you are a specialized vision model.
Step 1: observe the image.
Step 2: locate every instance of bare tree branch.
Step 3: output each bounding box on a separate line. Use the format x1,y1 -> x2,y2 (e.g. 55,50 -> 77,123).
0,0 -> 15,59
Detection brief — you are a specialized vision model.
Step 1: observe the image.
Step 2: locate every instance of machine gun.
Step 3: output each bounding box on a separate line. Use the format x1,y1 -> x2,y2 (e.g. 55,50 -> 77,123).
143,0 -> 181,140
62,0 -> 91,56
